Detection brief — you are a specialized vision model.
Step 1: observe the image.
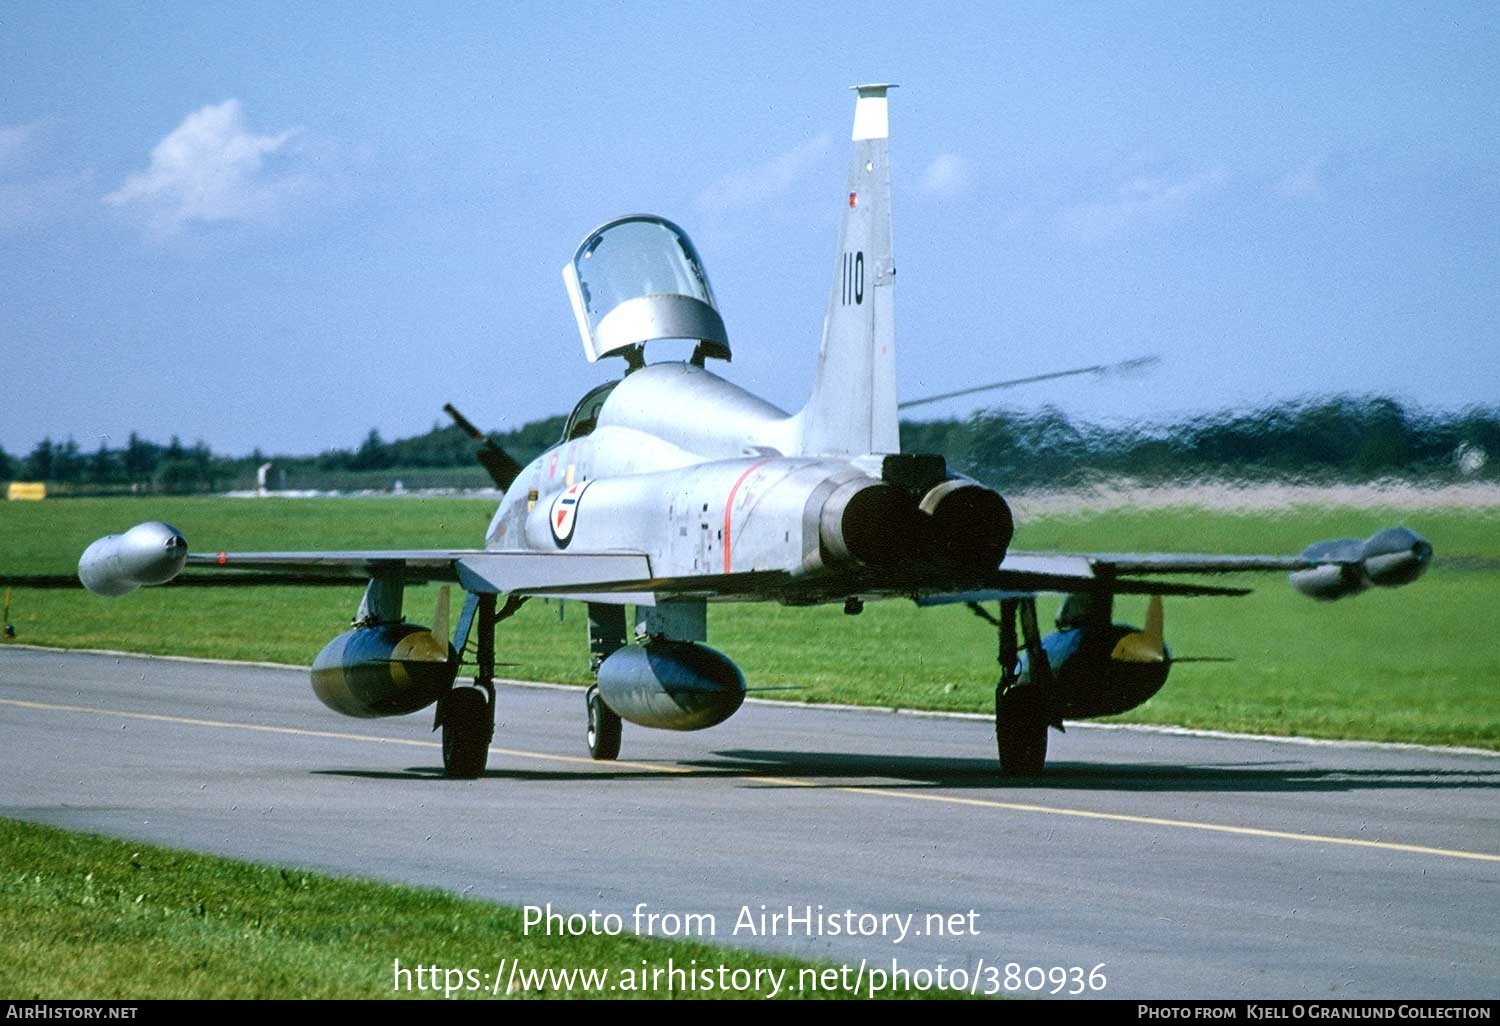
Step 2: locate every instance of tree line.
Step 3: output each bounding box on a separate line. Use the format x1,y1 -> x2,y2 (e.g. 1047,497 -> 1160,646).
903,395 -> 1497,488
0,417 -> 567,494
1,397 -> 1493,495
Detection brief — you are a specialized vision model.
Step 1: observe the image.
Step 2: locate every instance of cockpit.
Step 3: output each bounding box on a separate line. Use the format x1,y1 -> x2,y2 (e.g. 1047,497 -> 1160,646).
562,215 -> 730,368
561,380 -> 618,442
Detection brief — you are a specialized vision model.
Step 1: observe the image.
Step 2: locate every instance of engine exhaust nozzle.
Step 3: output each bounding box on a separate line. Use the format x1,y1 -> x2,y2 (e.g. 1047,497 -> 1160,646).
918,480 -> 1013,570
819,479 -> 916,567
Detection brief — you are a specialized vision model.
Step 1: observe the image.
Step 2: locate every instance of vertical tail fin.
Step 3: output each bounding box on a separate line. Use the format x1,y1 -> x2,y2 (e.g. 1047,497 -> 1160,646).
796,84 -> 899,458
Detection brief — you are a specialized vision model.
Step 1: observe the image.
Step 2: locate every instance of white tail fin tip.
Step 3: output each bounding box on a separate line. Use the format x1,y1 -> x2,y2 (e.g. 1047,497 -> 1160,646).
851,83 -> 897,141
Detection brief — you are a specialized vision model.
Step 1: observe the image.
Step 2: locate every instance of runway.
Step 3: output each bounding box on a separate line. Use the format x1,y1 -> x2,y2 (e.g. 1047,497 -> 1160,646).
2,646 -> 1496,999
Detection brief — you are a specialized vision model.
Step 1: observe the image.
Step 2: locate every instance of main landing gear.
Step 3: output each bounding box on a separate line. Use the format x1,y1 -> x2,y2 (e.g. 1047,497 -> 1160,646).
585,685 -> 622,761
437,593 -> 527,779
584,603 -> 625,761
972,596 -> 1059,777
441,684 -> 493,779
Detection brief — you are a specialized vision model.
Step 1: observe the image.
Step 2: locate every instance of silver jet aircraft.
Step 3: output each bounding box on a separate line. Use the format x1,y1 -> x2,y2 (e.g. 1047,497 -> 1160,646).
70,86 -> 1432,777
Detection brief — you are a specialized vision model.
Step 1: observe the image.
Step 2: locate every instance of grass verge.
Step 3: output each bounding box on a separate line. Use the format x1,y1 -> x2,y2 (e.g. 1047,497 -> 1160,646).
0,818 -> 954,999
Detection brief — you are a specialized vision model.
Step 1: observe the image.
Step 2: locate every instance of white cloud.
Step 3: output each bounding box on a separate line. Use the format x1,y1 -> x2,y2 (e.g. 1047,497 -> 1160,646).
1059,167 -> 1228,243
694,133 -> 831,214
919,152 -> 969,197
104,100 -> 306,233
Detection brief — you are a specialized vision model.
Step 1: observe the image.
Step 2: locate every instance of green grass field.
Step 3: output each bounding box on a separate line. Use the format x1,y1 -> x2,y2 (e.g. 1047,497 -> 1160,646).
0,818 -> 949,1000
2,494 -> 1496,748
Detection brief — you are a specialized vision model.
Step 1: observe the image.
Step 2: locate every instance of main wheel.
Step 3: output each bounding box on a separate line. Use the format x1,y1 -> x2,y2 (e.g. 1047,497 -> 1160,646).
586,684 -> 621,761
442,686 -> 493,779
996,685 -> 1049,776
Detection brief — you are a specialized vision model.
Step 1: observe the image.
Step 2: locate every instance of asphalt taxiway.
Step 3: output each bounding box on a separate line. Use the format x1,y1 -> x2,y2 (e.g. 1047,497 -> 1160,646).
1,647 -> 1495,998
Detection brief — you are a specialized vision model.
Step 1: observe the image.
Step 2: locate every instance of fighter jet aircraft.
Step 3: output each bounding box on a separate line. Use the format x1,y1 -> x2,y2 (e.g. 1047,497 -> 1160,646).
60,86 -> 1432,777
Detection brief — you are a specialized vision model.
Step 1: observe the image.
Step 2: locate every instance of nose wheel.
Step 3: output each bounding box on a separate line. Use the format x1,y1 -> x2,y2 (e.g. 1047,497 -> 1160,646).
586,685 -> 622,761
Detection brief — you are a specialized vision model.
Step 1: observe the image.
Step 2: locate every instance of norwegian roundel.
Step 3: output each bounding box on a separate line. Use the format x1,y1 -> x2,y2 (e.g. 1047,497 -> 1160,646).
549,481 -> 590,548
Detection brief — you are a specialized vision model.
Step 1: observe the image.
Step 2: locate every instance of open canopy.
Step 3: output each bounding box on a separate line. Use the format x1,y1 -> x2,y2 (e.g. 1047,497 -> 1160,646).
562,215 -> 730,364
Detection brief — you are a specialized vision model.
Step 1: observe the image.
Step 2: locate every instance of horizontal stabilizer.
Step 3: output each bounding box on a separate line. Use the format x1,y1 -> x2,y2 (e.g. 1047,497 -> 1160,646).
899,354 -> 1160,410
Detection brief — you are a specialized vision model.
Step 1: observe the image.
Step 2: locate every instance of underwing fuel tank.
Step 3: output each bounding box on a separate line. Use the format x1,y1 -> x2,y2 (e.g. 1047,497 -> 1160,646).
77,521 -> 188,597
1018,597 -> 1172,719
595,641 -> 745,730
310,624 -> 458,718
1020,624 -> 1173,719
1289,526 -> 1433,601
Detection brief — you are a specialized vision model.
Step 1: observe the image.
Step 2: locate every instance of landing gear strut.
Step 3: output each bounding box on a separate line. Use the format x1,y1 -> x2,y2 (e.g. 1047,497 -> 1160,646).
440,592 -> 497,778
437,592 -> 530,778
585,603 -> 626,761
978,596 -> 1056,776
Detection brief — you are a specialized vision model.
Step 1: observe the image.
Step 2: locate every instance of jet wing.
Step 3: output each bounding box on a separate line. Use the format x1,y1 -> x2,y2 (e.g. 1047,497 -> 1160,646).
173,549 -> 787,605
2,570 -> 369,588
51,520 -> 790,604
914,552 -> 1266,606
60,526 -> 663,600
183,549 -> 659,598
184,550 -> 481,581
1007,552 -> 1311,575
918,527 -> 1432,606
52,523 -> 1431,607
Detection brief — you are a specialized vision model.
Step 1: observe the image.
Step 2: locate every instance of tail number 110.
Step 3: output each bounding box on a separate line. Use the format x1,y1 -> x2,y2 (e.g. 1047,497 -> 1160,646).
841,251 -> 864,306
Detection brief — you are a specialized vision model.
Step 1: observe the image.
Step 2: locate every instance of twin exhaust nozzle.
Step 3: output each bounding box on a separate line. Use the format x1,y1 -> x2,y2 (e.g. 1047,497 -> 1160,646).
819,478 -> 1013,572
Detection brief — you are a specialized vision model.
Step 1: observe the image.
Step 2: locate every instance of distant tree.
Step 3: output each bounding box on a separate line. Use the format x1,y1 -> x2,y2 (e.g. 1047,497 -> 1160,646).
1351,396 -> 1412,475
352,428 -> 392,471
965,406 -> 1091,487
189,440 -> 217,490
158,458 -> 206,493
54,438 -> 85,483
315,446 -> 352,471
505,416 -> 568,463
24,438 -> 55,481
123,432 -> 159,480
88,440 -> 121,485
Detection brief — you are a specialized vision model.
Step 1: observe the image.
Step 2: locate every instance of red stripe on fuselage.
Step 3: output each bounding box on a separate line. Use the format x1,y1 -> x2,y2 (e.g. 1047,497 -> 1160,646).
723,460 -> 771,574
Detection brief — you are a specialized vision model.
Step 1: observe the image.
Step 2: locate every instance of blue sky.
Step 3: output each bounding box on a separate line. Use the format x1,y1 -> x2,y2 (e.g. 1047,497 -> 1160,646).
2,3 -> 1497,457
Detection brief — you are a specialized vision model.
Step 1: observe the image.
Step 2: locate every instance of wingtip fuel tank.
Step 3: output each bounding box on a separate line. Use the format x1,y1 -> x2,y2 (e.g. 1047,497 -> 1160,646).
1289,526 -> 1433,601
78,522 -> 188,597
